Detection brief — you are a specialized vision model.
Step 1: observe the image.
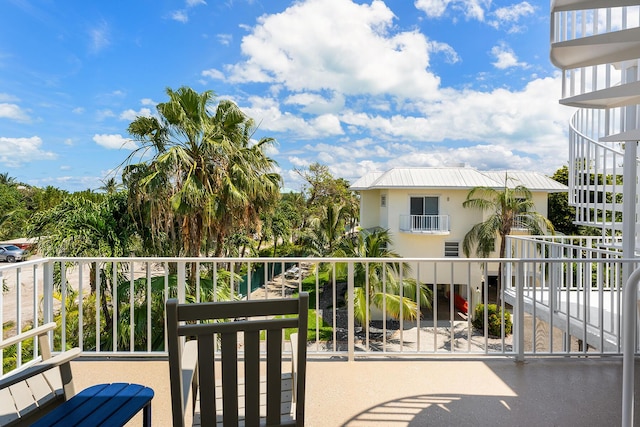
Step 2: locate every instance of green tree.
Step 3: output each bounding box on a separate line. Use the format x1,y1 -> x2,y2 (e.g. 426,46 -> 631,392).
124,86 -> 280,259
0,180 -> 28,240
0,172 -> 16,186
303,202 -> 348,256
98,177 -> 124,194
548,166 -> 581,235
334,228 -> 432,324
28,192 -> 136,326
296,163 -> 358,242
462,175 -> 554,301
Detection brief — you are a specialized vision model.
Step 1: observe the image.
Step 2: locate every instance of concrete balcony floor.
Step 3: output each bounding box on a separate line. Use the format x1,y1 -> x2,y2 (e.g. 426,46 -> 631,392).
71,356 -> 640,426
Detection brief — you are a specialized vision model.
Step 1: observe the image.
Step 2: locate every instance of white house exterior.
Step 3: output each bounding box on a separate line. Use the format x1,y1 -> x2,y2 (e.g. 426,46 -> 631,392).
350,167 -> 568,289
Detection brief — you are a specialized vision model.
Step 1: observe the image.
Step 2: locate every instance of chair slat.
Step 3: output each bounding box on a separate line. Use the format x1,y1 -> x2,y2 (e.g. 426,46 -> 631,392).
177,298 -> 301,321
244,330 -> 261,426
221,332 -> 238,427
266,329 -> 283,425
197,335 -> 216,427
178,318 -> 298,336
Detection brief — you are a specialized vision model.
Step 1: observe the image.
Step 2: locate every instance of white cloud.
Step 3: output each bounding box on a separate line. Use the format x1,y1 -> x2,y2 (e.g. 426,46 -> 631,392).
96,109 -> 115,121
489,2 -> 535,31
491,43 -> 527,69
93,134 -> 137,150
202,68 -> 225,80
89,22 -> 110,53
288,156 -> 310,168
242,96 -> 345,139
428,41 -> 460,64
494,2 -> 535,22
0,136 -> 56,167
330,76 -> 572,172
228,0 -> 441,99
0,93 -> 19,102
119,108 -> 153,121
217,34 -> 232,46
72,107 -> 84,114
171,10 -> 189,23
0,103 -> 30,122
414,0 -> 450,18
171,0 -> 205,23
415,0 -> 489,21
284,92 -> 345,115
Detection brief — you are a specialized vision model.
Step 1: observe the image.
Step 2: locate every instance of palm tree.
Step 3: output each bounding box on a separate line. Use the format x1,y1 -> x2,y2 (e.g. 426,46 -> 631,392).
205,100 -> 281,257
334,228 -> 432,324
303,202 -> 348,256
124,87 -> 280,260
462,174 -> 554,302
98,177 -> 124,194
0,172 -> 16,186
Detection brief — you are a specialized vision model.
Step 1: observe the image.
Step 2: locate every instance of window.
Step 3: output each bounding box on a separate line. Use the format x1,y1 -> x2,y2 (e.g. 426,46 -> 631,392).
410,196 -> 439,216
381,194 -> 387,207
410,196 -> 439,230
444,241 -> 459,257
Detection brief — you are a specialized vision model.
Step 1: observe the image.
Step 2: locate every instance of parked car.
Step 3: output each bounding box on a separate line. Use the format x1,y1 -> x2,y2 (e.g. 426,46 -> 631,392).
0,244 -> 29,262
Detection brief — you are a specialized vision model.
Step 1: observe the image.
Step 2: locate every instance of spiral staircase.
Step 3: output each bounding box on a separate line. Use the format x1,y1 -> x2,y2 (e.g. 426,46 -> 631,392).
550,0 -> 640,256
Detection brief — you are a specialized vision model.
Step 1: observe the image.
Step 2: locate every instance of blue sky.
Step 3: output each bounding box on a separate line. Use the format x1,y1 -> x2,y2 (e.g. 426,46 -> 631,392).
0,0 -> 573,192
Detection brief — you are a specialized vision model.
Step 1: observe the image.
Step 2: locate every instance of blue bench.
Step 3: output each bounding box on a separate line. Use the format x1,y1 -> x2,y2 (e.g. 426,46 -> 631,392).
32,383 -> 154,427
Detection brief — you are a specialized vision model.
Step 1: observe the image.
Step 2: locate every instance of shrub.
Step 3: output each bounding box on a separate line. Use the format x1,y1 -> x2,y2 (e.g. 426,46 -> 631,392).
472,304 -> 512,337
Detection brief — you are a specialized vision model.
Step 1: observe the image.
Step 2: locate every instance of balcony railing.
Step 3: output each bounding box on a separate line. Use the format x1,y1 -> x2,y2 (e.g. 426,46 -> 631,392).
399,214 -> 450,233
2,245 -> 639,374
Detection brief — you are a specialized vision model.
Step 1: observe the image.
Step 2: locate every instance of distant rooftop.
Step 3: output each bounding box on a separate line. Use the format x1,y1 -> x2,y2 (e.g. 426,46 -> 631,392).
350,167 -> 568,192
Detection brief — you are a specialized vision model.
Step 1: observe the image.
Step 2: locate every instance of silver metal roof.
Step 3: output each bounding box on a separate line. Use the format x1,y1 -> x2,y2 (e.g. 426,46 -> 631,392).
482,171 -> 568,192
350,167 -> 567,192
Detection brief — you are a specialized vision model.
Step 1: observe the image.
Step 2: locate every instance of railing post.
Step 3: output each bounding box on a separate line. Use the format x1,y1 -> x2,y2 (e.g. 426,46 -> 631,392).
621,266 -> 640,427
43,260 -> 54,324
177,262 -> 186,303
347,261 -> 355,362
515,261 -> 525,362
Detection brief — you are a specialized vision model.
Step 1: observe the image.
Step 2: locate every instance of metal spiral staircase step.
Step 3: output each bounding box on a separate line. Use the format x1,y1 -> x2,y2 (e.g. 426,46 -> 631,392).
551,27 -> 640,69
560,81 -> 640,109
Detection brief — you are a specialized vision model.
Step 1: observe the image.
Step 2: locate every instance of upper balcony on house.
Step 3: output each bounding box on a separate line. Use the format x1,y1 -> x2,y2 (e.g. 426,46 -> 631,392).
399,214 -> 450,234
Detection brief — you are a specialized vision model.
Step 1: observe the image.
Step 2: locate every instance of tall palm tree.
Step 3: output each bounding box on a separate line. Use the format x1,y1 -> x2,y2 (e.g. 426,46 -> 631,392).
124,86 -> 280,259
334,228 -> 432,324
462,175 -> 554,301
206,100 -> 281,256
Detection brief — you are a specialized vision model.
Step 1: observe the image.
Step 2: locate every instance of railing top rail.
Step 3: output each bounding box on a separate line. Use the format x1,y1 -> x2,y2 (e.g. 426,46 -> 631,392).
29,256 -> 640,264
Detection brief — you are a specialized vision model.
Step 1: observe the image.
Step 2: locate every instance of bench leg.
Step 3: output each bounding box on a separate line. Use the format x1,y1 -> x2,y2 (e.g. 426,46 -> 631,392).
143,402 -> 152,427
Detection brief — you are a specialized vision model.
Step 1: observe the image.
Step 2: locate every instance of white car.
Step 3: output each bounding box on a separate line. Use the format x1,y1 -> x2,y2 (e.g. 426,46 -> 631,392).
0,244 -> 28,262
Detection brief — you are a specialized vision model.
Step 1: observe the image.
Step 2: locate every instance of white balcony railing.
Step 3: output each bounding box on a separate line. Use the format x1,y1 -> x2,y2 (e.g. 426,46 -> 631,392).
399,214 -> 450,233
1,246 -> 638,375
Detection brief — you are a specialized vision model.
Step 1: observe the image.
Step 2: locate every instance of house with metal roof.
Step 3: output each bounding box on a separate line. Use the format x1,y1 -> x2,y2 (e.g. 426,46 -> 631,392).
350,166 -> 568,292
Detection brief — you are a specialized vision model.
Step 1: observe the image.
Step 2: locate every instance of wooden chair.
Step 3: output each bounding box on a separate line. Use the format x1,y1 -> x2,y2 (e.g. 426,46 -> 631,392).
0,322 -> 80,426
166,292 -> 308,427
